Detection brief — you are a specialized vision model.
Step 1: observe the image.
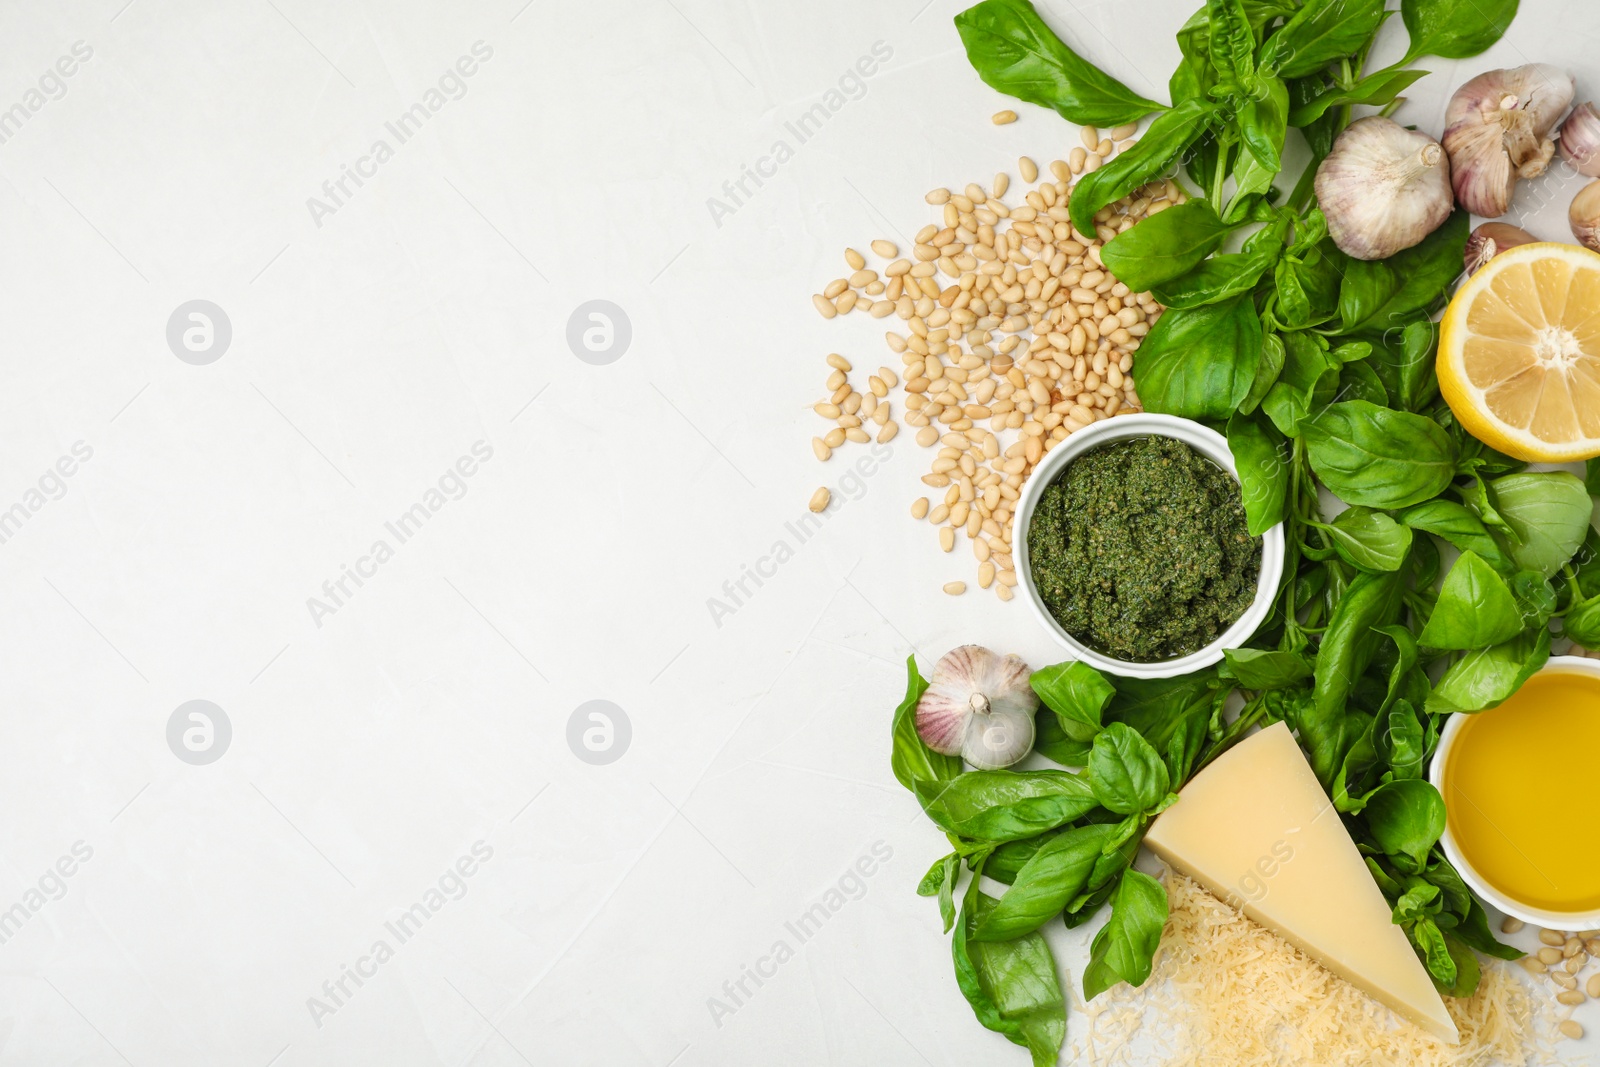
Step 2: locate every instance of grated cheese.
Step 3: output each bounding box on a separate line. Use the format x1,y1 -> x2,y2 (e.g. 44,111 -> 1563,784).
1072,871 -> 1567,1067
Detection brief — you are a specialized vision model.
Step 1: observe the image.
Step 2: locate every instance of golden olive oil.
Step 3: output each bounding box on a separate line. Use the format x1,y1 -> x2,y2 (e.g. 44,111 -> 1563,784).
1443,668 -> 1600,914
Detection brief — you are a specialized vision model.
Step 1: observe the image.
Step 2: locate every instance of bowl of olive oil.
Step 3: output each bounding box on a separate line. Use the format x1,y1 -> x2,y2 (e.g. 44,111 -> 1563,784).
1431,656 -> 1600,928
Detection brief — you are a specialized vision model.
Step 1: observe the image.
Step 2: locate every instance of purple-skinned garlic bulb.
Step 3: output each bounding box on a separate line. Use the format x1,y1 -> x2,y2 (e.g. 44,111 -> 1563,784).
915,645 -> 1038,769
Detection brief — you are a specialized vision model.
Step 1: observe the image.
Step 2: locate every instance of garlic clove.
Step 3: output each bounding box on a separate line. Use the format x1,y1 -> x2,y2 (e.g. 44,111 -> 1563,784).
915,644 -> 1038,768
1444,64 -> 1575,217
1315,117 -> 1454,261
1559,102 -> 1600,178
1464,222 -> 1539,274
1570,180 -> 1600,253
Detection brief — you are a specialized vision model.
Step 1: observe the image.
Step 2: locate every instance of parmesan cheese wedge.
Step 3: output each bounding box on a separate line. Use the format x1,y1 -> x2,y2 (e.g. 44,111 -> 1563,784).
1144,721 -> 1458,1044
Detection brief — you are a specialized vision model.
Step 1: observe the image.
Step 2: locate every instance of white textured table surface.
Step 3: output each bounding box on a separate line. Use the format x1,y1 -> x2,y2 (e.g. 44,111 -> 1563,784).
0,0 -> 1595,1064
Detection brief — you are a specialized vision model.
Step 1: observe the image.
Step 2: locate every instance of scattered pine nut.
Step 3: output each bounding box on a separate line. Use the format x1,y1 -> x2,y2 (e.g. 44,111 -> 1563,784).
996,582 -> 1013,601
1559,1020 -> 1584,1040
871,239 -> 898,258
1096,137 -> 1113,157
911,497 -> 929,519
1502,917 -> 1525,934
940,527 -> 955,552
812,294 -> 837,319
1541,930 -> 1566,947
993,172 -> 1009,198
1521,956 -> 1549,974
877,421 -> 899,443
826,352 -> 851,371
809,487 -> 831,512
1557,990 -> 1586,1006
925,187 -> 951,205
845,247 -> 865,270
1069,146 -> 1087,173
1539,947 -> 1564,965
1018,156 -> 1038,182
812,437 -> 831,462
943,581 -> 967,595
991,110 -> 1017,125
1588,973 -> 1600,997
1109,122 -> 1137,140
1080,125 -> 1099,150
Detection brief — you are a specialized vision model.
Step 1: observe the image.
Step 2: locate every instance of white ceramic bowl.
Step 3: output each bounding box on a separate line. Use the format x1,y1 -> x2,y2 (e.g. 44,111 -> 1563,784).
1430,655 -> 1600,929
1012,413 -> 1285,679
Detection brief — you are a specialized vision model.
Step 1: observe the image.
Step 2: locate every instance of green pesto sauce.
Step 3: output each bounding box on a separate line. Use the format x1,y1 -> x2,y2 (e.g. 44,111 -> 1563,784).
1027,435 -> 1261,662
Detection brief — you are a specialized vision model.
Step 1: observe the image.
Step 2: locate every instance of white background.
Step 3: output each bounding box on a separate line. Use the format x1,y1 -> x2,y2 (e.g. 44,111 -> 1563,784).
0,0 -> 1595,1064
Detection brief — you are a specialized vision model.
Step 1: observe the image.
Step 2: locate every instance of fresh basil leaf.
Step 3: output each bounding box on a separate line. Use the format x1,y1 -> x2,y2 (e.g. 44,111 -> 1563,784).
954,887 -> 1067,1067
1392,882 -> 1441,924
1221,647 -> 1312,689
1373,624 -> 1421,716
974,823 -> 1122,940
986,830 -> 1066,885
919,852 -> 962,932
1303,401 -> 1456,509
1082,870 -> 1167,1000
1509,570 -> 1557,631
1403,915 -> 1458,990
1418,551 -> 1525,650
1449,889 -> 1524,960
1562,590 -> 1600,648
1397,499 -> 1516,573
1383,700 -> 1426,781
1311,506 -> 1412,573
1274,256 -> 1311,326
1238,75 -> 1290,175
1364,778 -> 1446,867
1438,935 -> 1482,997
1289,66 -> 1429,125
918,852 -> 955,895
1426,627 -> 1551,714
1370,318 -> 1440,413
1134,295 -> 1263,419
1241,331 -> 1285,414
1338,259 -> 1399,332
1100,200 -> 1234,292
1341,211 -> 1470,332
954,0 -> 1167,126
1033,713 -> 1095,767
1260,0 -> 1386,78
892,656 -> 962,793
1031,661 -> 1114,743
1310,570 -> 1404,782
1150,252 -> 1267,308
1088,723 -> 1171,815
1206,0 -> 1257,87
1401,0 -> 1518,60
1227,411 -> 1289,535
1263,332 -> 1339,436
1588,457 -> 1600,496
915,770 -> 1100,842
1070,99 -> 1219,236
1487,471 -> 1592,579
1107,670 -> 1221,748
1338,359 -> 1389,406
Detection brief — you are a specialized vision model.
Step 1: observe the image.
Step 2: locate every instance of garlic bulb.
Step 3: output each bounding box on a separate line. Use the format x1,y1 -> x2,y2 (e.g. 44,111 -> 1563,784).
1315,117 -> 1454,261
1559,102 -> 1600,177
1464,222 -> 1539,274
915,645 -> 1038,770
1570,180 -> 1600,253
1443,64 -> 1574,218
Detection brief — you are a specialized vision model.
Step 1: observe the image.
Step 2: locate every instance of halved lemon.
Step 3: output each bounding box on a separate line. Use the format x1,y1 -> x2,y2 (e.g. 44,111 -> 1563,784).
1438,241 -> 1600,462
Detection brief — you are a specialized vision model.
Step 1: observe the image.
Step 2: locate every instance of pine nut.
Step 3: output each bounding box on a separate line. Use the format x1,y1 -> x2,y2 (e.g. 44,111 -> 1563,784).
993,172 -> 1009,198
1109,122 -> 1137,140
1588,938 -> 1600,956
1557,990 -> 1586,1006
1539,947 -> 1563,964
809,487 -> 830,512
813,294 -> 837,318
929,503 -> 950,524
826,353 -> 852,371
939,527 -> 955,552
824,428 -> 845,448
992,110 -> 1017,125
845,247 -> 865,270
1559,1021 -> 1584,1040
871,239 -> 898,258
812,437 -> 831,462
1588,974 -> 1600,997
1019,156 -> 1038,182
911,497 -> 929,519
1565,937 -> 1584,956
1521,956 -> 1549,974
1566,953 -> 1585,973
1080,125 -> 1099,150
944,581 -> 967,595
1096,138 -> 1113,157
1554,970 -> 1578,989
1541,930 -> 1566,946
996,582 -> 1013,601
845,427 -> 870,444
877,421 -> 898,443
